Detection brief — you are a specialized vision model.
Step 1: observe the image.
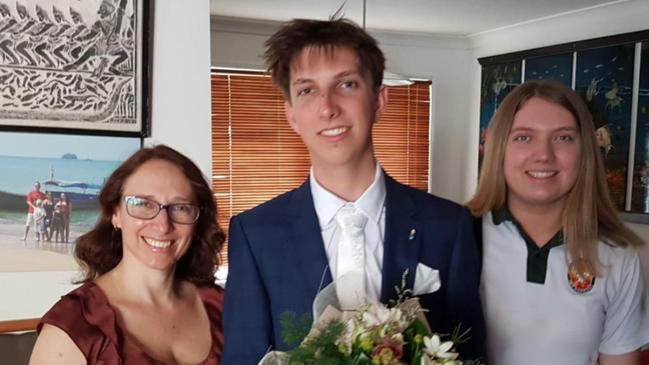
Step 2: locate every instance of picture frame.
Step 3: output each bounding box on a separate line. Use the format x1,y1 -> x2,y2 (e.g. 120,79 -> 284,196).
629,42 -> 649,215
0,131 -> 141,272
0,0 -> 153,137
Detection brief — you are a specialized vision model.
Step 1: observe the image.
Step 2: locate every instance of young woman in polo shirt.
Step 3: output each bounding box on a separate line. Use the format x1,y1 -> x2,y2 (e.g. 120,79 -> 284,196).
468,80 -> 648,365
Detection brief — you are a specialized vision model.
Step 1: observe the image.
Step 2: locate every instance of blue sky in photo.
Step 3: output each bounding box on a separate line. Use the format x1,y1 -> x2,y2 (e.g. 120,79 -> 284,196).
0,132 -> 140,161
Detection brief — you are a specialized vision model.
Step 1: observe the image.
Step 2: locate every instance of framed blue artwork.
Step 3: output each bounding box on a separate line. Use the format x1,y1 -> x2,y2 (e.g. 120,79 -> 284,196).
575,44 -> 635,209
479,61 -> 521,163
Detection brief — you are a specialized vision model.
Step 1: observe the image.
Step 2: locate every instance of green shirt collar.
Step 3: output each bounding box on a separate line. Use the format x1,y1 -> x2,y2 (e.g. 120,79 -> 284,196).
492,205 -> 564,284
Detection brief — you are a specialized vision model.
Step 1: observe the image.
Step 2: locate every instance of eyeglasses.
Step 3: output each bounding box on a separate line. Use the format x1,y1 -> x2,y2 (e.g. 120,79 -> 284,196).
123,196 -> 200,224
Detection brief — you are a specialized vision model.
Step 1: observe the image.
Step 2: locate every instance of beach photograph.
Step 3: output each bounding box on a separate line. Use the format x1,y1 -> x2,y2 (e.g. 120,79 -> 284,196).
0,131 -> 140,272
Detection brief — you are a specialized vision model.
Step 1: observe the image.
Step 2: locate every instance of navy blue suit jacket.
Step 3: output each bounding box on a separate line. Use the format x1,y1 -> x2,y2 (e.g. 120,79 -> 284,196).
222,176 -> 486,364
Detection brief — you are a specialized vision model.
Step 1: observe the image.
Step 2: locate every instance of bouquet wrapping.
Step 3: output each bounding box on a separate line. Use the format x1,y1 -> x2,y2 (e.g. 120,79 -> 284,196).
259,272 -> 472,365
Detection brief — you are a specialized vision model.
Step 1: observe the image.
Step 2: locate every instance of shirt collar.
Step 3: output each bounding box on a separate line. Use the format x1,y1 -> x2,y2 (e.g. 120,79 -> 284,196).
491,205 -> 564,249
310,163 -> 386,228
491,205 -> 514,225
490,205 -> 565,285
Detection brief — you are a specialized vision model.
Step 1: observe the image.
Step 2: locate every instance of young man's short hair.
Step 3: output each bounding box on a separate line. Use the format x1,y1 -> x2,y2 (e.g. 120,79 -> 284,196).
264,18 -> 386,99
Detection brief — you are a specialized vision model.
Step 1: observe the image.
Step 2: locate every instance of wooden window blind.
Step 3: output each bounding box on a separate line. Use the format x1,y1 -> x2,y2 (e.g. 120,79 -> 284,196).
211,71 -> 430,263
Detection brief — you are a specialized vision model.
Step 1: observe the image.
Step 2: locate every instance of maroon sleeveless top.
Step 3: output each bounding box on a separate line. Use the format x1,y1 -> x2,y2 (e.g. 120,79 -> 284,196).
38,282 -> 224,364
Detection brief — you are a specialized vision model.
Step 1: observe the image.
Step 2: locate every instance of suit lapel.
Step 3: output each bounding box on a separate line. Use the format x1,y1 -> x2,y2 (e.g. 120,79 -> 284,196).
380,176 -> 421,303
286,180 -> 333,297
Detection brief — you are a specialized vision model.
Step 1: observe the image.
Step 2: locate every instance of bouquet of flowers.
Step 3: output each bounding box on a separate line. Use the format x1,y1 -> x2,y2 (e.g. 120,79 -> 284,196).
260,272 -> 476,365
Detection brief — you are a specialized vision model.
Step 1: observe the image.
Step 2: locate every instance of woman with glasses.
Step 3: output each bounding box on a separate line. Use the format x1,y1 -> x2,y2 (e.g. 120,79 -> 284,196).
30,145 -> 226,365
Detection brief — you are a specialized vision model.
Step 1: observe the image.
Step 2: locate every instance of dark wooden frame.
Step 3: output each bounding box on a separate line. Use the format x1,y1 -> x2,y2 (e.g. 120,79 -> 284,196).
478,30 -> 649,66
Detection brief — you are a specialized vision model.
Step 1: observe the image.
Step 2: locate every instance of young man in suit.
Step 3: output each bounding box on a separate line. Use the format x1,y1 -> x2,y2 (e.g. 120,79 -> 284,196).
222,18 -> 485,364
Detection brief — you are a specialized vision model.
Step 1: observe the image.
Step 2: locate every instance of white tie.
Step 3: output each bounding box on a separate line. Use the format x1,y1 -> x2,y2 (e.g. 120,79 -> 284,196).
334,205 -> 368,309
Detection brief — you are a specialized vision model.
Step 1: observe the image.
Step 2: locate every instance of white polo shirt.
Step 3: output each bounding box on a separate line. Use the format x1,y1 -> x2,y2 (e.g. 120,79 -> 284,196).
481,210 -> 649,365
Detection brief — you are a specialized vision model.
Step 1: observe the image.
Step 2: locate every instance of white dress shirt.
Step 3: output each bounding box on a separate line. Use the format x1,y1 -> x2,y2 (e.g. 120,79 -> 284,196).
310,164 -> 386,302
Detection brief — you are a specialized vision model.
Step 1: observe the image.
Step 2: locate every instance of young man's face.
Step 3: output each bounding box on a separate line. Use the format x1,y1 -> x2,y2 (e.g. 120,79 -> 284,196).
284,46 -> 386,171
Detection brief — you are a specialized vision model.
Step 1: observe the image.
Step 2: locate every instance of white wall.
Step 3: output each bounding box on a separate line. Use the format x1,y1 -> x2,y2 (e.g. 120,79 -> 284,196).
0,0 -> 213,321
376,33 -> 472,201
0,272 -> 79,321
146,1 -> 212,178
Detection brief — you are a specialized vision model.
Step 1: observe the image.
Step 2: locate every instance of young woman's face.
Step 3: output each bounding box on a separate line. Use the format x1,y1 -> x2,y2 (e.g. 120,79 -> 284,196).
504,97 -> 582,213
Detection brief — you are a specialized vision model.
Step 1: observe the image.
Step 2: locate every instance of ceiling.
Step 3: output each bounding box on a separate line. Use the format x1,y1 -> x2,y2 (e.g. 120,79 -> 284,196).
210,0 -> 623,36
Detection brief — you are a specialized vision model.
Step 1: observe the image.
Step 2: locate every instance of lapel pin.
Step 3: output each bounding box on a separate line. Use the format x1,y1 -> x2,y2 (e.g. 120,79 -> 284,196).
408,228 -> 416,240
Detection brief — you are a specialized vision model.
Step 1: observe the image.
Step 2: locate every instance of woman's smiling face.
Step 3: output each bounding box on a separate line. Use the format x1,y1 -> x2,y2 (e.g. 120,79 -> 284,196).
504,97 -> 582,213
112,159 -> 197,271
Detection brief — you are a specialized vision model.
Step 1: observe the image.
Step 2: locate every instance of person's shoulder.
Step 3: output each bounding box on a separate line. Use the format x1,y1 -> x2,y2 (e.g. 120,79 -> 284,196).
39,282 -> 112,339
234,185 -> 303,221
196,282 -> 224,306
597,242 -> 643,270
195,282 -> 224,323
35,282 -> 122,364
391,180 -> 467,217
39,283 -> 92,328
30,323 -> 86,365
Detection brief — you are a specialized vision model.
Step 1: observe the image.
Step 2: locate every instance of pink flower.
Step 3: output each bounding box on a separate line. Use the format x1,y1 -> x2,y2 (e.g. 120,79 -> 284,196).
371,340 -> 404,365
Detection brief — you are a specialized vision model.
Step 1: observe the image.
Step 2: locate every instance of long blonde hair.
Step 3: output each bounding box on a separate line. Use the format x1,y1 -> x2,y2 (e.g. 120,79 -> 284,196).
467,80 -> 644,274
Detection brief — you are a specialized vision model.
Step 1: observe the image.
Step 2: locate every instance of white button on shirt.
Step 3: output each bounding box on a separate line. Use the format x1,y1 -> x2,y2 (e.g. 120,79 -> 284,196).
310,164 -> 386,303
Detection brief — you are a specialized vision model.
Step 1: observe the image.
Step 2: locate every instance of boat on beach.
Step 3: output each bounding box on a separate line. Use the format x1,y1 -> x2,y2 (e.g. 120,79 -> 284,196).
0,189 -> 99,211
0,168 -> 101,211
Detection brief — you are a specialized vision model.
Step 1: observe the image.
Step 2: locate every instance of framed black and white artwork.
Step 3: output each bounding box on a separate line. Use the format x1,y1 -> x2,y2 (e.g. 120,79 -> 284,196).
0,0 -> 151,136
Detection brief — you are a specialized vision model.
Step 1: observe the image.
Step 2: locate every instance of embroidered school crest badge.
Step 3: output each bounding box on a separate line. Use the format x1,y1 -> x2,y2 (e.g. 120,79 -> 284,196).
567,259 -> 595,294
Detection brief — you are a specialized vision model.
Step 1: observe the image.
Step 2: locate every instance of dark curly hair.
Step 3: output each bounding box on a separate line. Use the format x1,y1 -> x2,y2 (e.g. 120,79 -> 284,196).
264,18 -> 385,99
75,145 -> 225,285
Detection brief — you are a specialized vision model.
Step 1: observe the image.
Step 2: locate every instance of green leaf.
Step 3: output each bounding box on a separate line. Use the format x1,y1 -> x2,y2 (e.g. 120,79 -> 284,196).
449,323 -> 472,346
409,319 -> 431,337
352,353 -> 372,365
280,311 -> 313,348
287,320 -> 348,364
409,348 -> 423,365
403,319 -> 429,364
